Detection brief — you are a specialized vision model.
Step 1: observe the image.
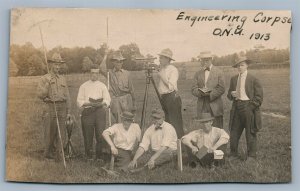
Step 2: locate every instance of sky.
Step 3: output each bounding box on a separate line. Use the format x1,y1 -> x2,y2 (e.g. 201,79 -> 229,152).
10,8 -> 291,62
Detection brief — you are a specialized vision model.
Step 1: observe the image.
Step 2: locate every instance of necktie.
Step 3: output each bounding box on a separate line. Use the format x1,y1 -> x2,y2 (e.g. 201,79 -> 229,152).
204,67 -> 210,87
155,125 -> 162,130
236,74 -> 242,99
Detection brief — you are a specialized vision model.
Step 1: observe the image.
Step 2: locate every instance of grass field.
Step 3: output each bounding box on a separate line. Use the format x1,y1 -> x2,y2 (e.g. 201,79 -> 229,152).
5,67 -> 291,183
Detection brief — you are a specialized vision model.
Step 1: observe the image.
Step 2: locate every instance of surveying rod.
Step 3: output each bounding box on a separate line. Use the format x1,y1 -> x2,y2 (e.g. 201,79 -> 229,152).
106,17 -> 112,127
106,17 -> 115,169
38,24 -> 67,169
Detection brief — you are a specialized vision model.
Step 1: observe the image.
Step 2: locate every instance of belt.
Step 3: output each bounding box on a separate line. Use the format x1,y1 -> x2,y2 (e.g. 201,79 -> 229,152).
45,100 -> 66,104
236,99 -> 250,103
161,91 -> 175,96
114,92 -> 130,97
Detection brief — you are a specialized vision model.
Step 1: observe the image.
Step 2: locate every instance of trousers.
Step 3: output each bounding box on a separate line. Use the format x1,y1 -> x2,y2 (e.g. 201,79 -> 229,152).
111,94 -> 134,123
200,96 -> 223,128
44,102 -> 67,160
114,149 -> 133,170
137,148 -> 177,168
161,91 -> 184,138
81,107 -> 106,159
230,100 -> 257,157
187,144 -> 226,167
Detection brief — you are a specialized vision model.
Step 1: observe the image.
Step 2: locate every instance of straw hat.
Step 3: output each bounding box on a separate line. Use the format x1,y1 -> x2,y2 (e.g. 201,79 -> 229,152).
90,68 -> 100,73
158,48 -> 175,61
198,51 -> 213,60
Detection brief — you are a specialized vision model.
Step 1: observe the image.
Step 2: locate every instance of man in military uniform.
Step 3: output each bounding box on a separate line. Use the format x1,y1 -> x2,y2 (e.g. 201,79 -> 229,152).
109,51 -> 136,123
37,53 -> 71,160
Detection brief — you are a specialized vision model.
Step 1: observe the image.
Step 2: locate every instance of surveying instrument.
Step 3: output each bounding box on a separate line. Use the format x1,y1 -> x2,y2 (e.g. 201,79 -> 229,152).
134,56 -> 164,132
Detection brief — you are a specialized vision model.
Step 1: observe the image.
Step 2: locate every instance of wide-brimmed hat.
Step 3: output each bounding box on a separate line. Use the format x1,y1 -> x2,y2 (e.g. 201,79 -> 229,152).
158,48 -> 175,61
193,113 -> 215,123
48,53 -> 65,63
198,51 -> 213,60
120,111 -> 135,121
90,68 -> 100,73
232,54 -> 254,68
151,108 -> 165,119
111,51 -> 126,61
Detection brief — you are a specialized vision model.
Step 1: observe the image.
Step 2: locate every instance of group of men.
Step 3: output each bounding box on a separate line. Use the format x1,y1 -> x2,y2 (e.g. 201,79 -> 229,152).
37,48 -> 263,171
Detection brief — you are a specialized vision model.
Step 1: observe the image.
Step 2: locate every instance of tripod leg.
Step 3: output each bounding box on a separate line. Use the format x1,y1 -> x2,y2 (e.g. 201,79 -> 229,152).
141,82 -> 150,133
150,77 -> 164,109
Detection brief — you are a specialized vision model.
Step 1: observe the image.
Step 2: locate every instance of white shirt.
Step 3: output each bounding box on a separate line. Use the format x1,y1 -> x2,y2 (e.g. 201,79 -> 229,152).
103,123 -> 141,151
77,80 -> 111,107
158,65 -> 179,94
139,121 -> 178,152
204,64 -> 213,87
182,127 -> 229,150
236,70 -> 250,100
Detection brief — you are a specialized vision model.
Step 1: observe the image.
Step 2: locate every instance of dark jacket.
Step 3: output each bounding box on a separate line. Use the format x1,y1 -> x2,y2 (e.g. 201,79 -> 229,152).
191,66 -> 225,117
227,72 -> 263,133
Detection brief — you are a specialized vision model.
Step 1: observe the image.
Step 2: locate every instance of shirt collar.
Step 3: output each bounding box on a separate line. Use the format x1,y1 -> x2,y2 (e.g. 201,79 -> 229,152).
113,68 -> 123,72
204,64 -> 212,71
88,80 -> 99,83
239,70 -> 248,77
154,121 -> 166,130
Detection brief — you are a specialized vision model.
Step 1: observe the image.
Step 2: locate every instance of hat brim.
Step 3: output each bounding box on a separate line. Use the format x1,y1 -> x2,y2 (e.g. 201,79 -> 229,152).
120,115 -> 134,121
48,59 -> 66,63
232,59 -> 254,68
193,117 -> 215,123
151,114 -> 164,119
111,58 -> 126,61
199,56 -> 213,59
158,54 -> 175,61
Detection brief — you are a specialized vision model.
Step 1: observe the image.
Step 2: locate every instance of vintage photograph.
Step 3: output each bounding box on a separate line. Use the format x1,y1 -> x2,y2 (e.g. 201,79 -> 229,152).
6,8 -> 291,183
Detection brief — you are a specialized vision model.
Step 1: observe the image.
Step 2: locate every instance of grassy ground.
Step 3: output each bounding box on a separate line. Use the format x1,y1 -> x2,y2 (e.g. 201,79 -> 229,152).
5,68 -> 291,183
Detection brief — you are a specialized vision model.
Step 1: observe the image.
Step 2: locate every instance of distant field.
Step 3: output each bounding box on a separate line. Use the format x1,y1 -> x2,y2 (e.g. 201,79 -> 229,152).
6,67 -> 291,183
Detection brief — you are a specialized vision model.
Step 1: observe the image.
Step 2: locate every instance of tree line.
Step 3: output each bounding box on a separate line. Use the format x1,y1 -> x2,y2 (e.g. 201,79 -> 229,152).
10,42 -> 146,76
191,48 -> 290,66
10,42 -> 289,76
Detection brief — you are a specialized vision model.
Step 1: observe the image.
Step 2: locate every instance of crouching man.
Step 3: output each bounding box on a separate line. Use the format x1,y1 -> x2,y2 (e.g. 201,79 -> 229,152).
182,113 -> 229,168
102,111 -> 141,171
128,109 -> 177,170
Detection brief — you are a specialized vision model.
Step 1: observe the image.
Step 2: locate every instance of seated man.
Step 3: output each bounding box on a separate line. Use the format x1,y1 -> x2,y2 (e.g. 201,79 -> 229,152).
182,113 -> 229,168
128,109 -> 177,170
102,111 -> 141,170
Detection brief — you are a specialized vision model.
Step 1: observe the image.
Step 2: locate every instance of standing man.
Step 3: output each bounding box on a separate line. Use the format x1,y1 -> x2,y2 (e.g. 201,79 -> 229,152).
128,109 -> 177,170
191,51 -> 225,128
156,48 -> 184,138
37,53 -> 71,160
227,55 -> 263,163
108,51 -> 136,123
77,68 -> 111,161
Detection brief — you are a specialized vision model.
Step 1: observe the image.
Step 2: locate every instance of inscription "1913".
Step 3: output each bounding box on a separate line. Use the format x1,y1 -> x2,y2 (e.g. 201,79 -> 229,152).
249,33 -> 271,41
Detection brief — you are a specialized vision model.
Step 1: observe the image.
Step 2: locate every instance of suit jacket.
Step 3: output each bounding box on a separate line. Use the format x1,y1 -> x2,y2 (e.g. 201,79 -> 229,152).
191,66 -> 225,117
227,72 -> 263,133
